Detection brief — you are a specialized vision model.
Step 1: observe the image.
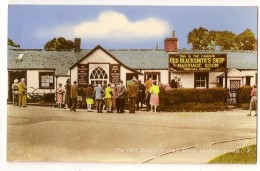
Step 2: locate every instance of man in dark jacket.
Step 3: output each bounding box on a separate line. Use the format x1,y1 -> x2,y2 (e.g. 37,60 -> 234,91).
136,80 -> 145,110
116,80 -> 126,113
158,83 -> 166,112
64,79 -> 71,109
128,79 -> 139,113
70,81 -> 78,112
170,75 -> 178,88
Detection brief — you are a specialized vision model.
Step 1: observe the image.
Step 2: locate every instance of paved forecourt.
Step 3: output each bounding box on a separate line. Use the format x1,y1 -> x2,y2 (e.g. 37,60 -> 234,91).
7,105 -> 256,163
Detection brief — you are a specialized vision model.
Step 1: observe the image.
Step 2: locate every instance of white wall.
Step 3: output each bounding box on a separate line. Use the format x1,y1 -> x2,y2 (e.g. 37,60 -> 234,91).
81,49 -> 118,64
56,76 -> 70,89
27,70 -> 39,91
241,70 -> 257,86
120,66 -> 134,85
71,48 -> 135,86
26,70 -> 55,94
209,72 -> 220,88
170,72 -> 194,88
220,70 -> 257,88
71,67 -> 78,83
138,70 -> 169,85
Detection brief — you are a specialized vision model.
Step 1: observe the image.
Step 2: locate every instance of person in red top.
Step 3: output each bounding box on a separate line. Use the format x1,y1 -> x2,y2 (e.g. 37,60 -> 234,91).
248,85 -> 257,116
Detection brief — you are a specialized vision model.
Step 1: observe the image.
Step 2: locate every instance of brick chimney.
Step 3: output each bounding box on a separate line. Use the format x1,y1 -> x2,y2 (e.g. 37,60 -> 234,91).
74,38 -> 81,52
164,31 -> 178,52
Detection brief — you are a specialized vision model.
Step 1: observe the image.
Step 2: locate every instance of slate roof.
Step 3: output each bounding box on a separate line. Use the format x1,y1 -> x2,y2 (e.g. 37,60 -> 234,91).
226,51 -> 257,70
8,47 -> 257,76
8,50 -> 90,76
109,50 -> 168,69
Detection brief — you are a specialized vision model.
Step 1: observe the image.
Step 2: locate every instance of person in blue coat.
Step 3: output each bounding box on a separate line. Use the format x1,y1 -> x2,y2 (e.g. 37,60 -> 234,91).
95,83 -> 104,113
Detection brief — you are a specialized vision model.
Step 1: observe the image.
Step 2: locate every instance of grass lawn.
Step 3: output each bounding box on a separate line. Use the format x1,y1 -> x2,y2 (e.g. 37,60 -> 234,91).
208,145 -> 257,164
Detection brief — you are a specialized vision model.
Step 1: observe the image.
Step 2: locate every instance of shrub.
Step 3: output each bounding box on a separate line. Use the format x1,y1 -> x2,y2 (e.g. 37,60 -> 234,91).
164,88 -> 229,104
164,102 -> 228,112
237,86 -> 252,105
163,88 -> 229,112
239,103 -> 250,110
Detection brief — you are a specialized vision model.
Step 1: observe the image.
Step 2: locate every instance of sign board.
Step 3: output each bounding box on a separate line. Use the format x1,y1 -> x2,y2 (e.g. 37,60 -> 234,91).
78,64 -> 88,87
110,64 -> 120,84
169,53 -> 227,72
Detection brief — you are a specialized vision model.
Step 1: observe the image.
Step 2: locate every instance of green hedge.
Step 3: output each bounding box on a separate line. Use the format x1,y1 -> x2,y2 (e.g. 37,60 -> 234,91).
163,88 -> 229,112
237,86 -> 252,105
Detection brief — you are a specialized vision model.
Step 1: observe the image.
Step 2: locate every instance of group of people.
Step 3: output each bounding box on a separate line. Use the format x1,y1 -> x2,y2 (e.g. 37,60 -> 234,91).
12,77 -> 256,116
10,77 -> 174,113
170,75 -> 183,88
58,78 -> 168,113
11,78 -> 27,107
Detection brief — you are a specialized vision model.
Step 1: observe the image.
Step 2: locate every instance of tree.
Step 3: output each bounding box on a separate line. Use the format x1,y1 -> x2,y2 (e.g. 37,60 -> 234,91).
8,38 -> 20,48
233,29 -> 256,51
187,27 -> 256,51
44,37 -> 75,51
215,31 -> 236,50
187,27 -> 216,50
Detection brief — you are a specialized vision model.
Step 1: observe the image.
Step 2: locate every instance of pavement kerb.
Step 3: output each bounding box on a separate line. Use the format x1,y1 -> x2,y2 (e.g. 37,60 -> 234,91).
210,137 -> 257,145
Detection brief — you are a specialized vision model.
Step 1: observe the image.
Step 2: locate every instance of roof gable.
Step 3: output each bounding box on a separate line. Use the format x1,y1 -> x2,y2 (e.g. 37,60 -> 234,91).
70,45 -> 140,73
218,68 -> 245,77
228,68 -> 245,77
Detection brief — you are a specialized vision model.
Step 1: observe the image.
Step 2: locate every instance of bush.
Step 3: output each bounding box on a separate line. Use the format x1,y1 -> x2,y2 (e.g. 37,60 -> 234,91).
164,102 -> 228,112
163,88 -> 229,112
237,86 -> 252,105
239,103 -> 250,110
164,88 -> 229,103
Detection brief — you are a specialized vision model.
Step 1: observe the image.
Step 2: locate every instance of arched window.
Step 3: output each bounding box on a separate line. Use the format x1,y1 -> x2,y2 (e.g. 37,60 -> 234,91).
89,67 -> 108,85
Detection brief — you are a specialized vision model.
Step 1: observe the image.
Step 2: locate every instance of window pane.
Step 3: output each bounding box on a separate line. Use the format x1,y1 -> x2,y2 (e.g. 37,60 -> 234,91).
50,76 -> 53,83
40,73 -> 54,88
195,73 -> 208,88
90,67 -> 108,86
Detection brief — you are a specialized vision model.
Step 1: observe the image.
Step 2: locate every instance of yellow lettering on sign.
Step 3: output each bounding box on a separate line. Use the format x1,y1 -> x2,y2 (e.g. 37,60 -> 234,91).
170,58 -> 179,63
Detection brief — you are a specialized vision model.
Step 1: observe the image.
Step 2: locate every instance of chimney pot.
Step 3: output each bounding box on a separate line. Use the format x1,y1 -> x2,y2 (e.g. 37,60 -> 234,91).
172,31 -> 176,37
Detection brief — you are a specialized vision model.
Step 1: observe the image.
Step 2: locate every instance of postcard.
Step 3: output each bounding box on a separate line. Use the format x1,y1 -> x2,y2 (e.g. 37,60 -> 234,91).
2,2 -> 259,171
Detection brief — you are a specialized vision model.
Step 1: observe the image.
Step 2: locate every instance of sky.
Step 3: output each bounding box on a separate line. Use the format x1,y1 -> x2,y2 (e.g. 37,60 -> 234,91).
8,5 -> 258,50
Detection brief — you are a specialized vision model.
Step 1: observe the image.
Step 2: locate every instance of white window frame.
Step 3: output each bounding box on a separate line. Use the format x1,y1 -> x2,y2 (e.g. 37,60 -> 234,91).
89,65 -> 109,85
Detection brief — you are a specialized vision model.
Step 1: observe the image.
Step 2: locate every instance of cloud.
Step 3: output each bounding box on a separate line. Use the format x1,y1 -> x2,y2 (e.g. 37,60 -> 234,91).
38,11 -> 171,41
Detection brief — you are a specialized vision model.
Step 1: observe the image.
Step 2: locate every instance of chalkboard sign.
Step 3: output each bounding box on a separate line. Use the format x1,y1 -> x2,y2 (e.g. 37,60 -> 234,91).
110,64 -> 120,84
78,64 -> 88,87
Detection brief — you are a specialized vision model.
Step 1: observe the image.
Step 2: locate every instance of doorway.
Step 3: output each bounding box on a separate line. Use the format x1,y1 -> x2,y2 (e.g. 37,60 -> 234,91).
126,73 -> 138,82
